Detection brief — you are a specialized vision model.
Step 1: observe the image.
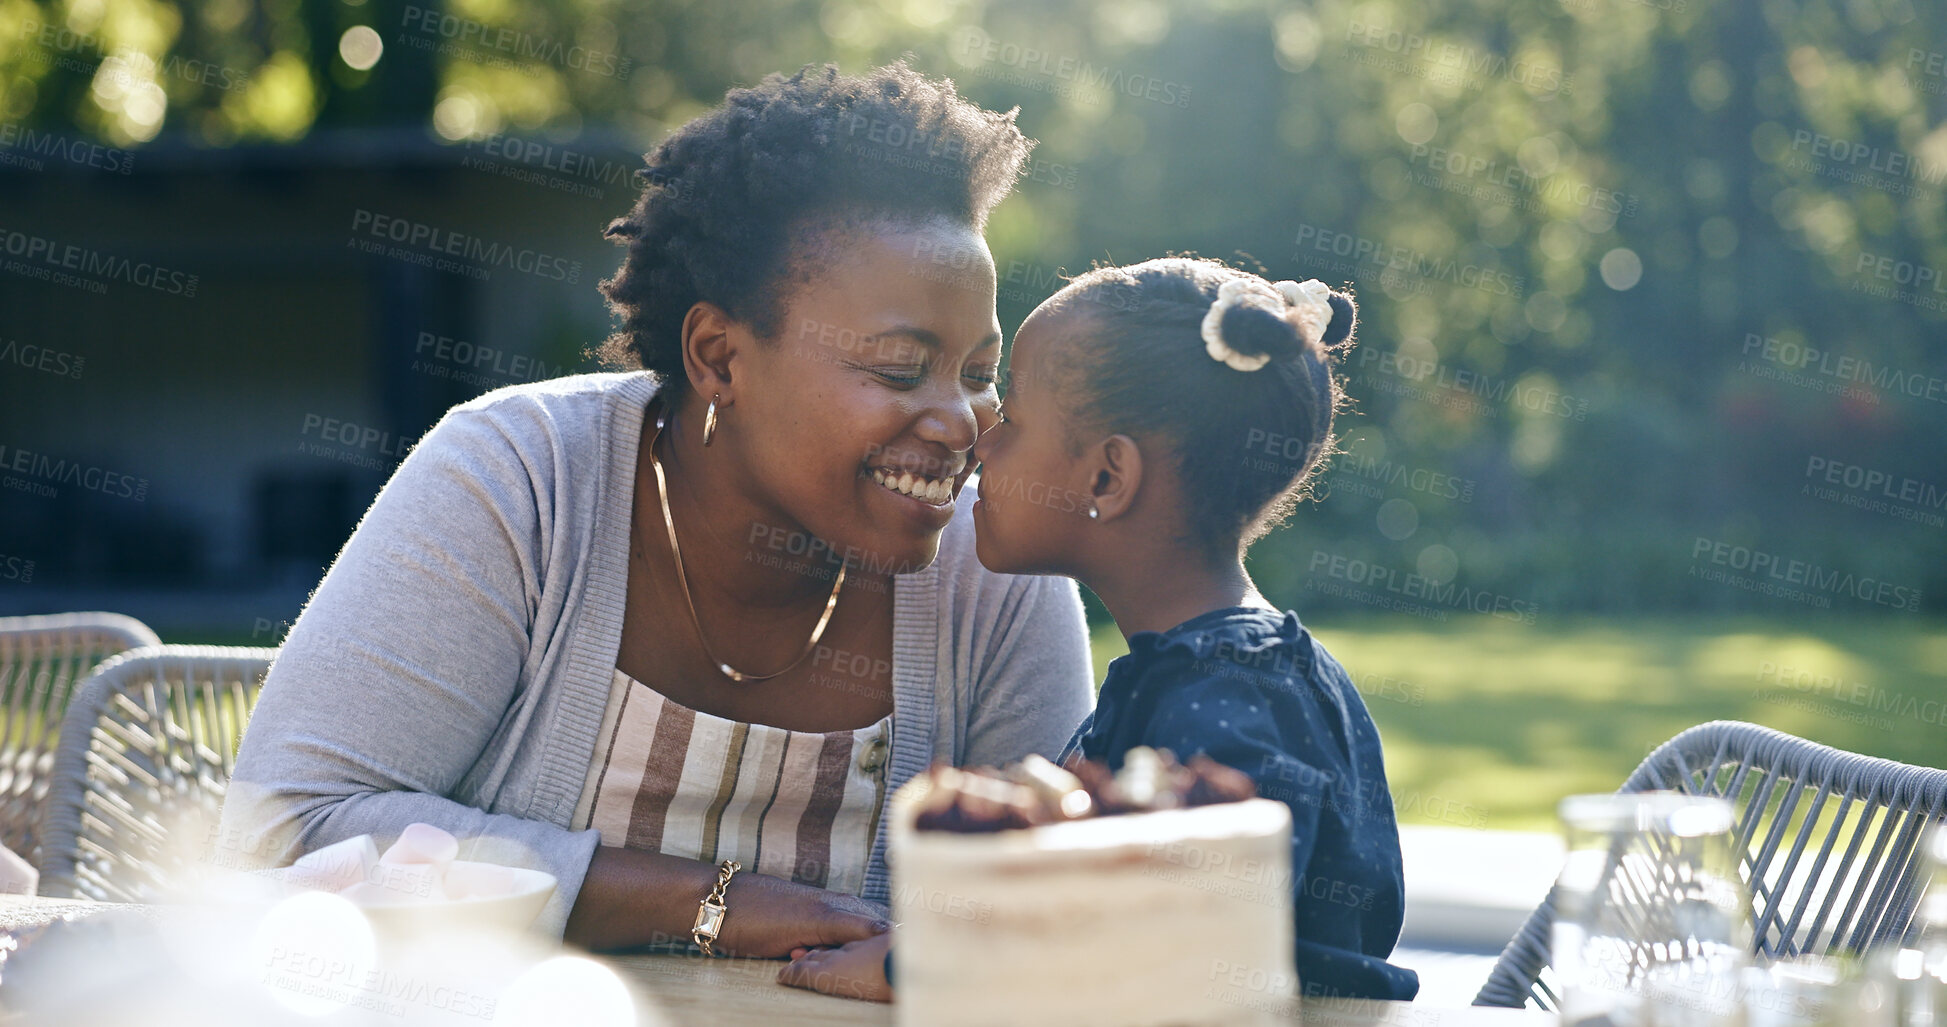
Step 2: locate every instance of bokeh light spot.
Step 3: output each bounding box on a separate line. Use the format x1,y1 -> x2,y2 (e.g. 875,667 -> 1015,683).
1525,291 -> 1569,333
1698,216 -> 1738,259
1377,499 -> 1419,541
1396,103 -> 1438,146
1599,248 -> 1642,290
498,956 -> 636,1027
250,892 -> 375,1018
1416,544 -> 1459,586
434,95 -> 480,140
339,26 -> 384,72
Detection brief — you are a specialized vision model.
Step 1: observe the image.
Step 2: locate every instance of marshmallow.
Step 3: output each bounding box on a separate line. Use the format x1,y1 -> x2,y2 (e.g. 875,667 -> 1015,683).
288,835 -> 379,893
380,823 -> 460,867
277,824 -> 522,906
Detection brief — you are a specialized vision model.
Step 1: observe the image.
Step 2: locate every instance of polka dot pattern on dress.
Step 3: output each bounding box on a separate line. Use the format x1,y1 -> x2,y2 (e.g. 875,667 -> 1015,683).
1065,605 -> 1420,1002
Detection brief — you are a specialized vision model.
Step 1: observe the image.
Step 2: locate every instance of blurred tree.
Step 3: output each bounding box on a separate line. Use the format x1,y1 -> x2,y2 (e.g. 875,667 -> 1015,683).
0,0 -> 1940,613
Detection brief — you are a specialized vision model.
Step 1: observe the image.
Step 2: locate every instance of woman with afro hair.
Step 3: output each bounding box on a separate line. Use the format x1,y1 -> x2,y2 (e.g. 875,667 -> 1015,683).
222,62 -> 1094,957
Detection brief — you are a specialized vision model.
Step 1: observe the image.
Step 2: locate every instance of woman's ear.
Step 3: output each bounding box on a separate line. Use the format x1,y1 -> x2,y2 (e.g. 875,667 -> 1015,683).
1089,433 -> 1144,522
680,301 -> 739,399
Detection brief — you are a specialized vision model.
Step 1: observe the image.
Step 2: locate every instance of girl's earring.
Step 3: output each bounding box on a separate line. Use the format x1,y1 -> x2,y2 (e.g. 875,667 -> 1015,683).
703,393 -> 720,447
1088,505 -> 1099,520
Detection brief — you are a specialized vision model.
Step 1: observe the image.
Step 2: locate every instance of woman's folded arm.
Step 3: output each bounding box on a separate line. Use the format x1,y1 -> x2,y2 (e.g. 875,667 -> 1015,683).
218,400 -> 598,936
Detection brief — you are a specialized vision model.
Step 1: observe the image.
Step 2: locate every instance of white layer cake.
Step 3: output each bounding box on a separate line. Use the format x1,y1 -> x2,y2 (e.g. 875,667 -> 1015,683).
889,779 -> 1296,1026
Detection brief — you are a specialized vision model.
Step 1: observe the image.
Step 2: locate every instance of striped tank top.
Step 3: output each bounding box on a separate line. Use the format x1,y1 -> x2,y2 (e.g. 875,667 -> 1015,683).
571,668 -> 893,897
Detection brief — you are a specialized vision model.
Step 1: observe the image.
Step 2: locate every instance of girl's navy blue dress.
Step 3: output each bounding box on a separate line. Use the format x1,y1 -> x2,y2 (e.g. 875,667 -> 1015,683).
1061,606 -> 1420,1002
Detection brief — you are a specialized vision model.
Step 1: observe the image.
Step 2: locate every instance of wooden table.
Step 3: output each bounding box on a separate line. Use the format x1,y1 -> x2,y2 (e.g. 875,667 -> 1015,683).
0,895 -> 101,934
610,950 -> 1556,1027
0,895 -> 1554,1026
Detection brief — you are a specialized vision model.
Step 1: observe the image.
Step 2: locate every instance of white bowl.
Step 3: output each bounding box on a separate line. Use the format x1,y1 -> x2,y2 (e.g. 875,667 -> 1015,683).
256,858 -> 557,935
349,861 -> 557,935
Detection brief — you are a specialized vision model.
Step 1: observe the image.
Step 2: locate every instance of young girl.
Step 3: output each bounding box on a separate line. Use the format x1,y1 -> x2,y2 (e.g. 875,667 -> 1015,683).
779,257 -> 1421,1003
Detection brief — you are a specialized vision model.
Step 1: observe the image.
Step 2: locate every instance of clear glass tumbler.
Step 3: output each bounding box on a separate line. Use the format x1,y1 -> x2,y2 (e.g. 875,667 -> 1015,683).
1863,823 -> 1947,1027
1551,792 -> 1751,1027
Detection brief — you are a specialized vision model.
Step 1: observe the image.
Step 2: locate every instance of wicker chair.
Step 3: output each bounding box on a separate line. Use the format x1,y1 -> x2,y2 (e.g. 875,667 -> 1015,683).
1475,720 -> 1947,1009
37,645 -> 277,901
0,613 -> 161,868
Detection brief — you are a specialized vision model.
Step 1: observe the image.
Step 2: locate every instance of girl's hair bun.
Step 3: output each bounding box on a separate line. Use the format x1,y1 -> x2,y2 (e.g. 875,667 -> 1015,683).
1212,279 -> 1356,363
1320,290 -> 1357,346
1215,286 -> 1305,363
1050,257 -> 1360,559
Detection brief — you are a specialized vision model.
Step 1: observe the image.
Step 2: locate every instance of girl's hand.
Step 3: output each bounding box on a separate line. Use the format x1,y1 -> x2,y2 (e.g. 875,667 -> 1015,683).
712,872 -> 890,958
777,932 -> 893,1002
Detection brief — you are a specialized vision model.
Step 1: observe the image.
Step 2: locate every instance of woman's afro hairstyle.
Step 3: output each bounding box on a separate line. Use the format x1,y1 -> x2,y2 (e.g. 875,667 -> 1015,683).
1044,257 -> 1358,557
596,61 -> 1034,393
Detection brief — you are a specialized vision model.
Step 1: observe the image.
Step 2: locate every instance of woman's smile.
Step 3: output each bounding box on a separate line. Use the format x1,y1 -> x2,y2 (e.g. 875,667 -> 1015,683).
863,461 -> 968,532
867,464 -> 963,506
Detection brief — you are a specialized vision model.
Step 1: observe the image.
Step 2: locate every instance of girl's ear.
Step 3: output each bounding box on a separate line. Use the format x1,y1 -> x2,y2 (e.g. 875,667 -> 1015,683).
680,300 -> 739,399
1089,433 -> 1144,522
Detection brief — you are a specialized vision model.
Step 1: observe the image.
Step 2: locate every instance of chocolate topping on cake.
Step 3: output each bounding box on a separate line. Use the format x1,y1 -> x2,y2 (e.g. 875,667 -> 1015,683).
915,748 -> 1257,832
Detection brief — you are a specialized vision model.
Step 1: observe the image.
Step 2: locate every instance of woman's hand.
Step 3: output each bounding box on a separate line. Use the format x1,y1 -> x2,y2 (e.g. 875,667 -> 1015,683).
714,871 -> 891,958
567,845 -> 887,953
778,931 -> 893,1002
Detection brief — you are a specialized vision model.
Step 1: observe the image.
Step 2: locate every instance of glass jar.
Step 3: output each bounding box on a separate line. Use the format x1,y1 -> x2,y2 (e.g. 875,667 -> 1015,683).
1868,823 -> 1947,1027
1552,792 -> 1750,1027
1740,955 -> 1863,1027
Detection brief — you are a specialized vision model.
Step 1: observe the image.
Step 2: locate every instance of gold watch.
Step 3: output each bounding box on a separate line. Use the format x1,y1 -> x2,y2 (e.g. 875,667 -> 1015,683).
692,859 -> 741,956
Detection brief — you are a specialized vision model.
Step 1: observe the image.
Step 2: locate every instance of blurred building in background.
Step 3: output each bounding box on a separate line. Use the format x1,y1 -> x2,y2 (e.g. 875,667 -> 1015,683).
0,129 -> 634,632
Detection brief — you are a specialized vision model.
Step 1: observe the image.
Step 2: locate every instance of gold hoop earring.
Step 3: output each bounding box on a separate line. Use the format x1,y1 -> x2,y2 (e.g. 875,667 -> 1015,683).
703,393 -> 720,447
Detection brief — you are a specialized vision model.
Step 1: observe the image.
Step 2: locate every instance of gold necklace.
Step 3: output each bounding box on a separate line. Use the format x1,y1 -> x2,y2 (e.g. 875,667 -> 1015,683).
646,409 -> 845,682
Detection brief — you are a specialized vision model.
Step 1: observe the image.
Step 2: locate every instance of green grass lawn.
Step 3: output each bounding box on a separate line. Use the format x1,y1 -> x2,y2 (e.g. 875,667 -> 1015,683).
1088,615 -> 1947,833
171,613 -> 1945,834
